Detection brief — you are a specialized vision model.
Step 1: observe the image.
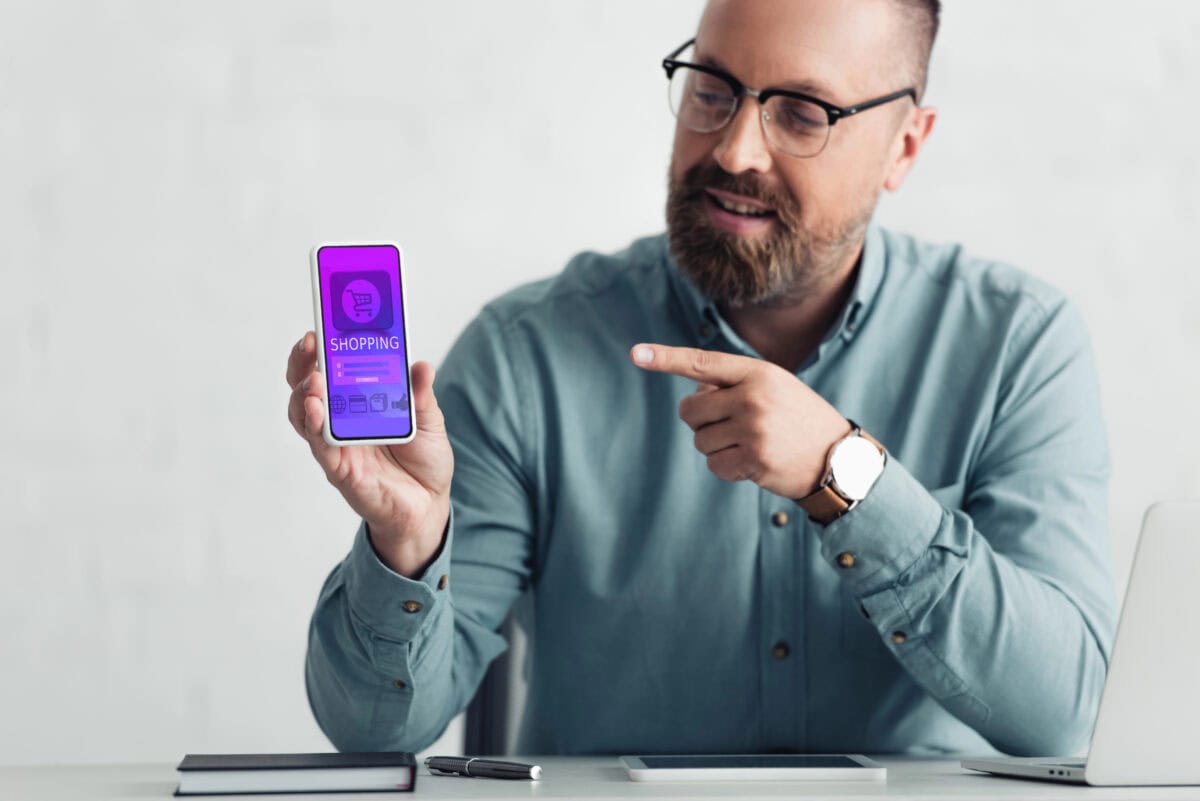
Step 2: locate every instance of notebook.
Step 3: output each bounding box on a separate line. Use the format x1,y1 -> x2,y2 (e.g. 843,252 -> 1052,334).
175,751 -> 416,795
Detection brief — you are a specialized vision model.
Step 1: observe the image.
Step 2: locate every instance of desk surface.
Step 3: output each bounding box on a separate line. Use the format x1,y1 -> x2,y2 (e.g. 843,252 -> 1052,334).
4,756 -> 1200,801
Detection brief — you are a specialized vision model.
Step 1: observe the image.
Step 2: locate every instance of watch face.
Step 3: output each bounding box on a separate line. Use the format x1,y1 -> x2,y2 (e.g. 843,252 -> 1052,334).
829,436 -> 885,500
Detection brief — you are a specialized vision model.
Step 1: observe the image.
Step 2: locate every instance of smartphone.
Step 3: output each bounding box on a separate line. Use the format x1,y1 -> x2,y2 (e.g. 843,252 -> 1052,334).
309,241 -> 416,446
619,754 -> 886,782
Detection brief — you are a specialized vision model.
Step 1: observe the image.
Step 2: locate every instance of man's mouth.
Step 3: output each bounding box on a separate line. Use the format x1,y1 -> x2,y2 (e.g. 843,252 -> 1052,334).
705,189 -> 776,218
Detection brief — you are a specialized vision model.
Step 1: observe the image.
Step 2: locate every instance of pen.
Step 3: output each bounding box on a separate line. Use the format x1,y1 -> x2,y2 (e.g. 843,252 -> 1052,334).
425,756 -> 543,780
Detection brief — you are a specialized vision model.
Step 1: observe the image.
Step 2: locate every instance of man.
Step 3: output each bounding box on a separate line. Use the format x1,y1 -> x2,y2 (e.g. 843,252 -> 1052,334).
287,0 -> 1116,756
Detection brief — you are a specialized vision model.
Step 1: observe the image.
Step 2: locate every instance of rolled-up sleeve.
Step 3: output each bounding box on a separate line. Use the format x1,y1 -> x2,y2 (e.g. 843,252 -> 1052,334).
817,298 -> 1117,756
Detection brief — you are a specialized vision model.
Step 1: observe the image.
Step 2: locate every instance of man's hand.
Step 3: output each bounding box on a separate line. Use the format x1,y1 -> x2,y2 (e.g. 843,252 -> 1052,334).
631,343 -> 852,499
286,331 -> 455,577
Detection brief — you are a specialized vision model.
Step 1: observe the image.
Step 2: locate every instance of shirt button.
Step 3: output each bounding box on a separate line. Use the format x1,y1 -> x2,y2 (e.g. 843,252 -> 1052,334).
402,600 -> 423,613
771,641 -> 790,660
771,511 -> 789,527
700,324 -> 714,338
392,679 -> 407,689
891,631 -> 907,645
836,552 -> 856,569
437,575 -> 449,590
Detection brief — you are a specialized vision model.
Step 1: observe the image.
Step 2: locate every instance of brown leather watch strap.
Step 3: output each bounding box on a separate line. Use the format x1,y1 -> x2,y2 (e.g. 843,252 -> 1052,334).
797,483 -> 852,523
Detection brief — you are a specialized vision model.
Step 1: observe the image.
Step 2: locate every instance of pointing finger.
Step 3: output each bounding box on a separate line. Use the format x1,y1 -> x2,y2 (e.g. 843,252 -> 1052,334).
631,343 -> 756,388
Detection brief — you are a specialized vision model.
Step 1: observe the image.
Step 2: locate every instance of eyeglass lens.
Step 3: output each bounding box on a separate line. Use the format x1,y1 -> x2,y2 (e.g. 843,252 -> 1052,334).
667,65 -> 832,158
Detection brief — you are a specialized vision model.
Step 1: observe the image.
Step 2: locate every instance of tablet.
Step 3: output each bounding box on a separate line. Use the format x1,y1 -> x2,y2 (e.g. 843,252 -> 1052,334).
620,754 -> 886,781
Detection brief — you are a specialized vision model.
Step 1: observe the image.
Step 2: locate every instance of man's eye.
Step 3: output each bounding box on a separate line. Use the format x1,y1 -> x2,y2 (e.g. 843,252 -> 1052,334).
693,90 -> 729,107
777,103 -> 825,133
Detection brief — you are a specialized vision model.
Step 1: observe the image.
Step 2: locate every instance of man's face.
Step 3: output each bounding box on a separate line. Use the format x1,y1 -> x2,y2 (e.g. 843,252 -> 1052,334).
667,0 -> 918,308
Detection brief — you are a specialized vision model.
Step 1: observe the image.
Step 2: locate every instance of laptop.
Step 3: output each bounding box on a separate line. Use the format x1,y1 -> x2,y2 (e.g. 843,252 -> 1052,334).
962,501 -> 1200,786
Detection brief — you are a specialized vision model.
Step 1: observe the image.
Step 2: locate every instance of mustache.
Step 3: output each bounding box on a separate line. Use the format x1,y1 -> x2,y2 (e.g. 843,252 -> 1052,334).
674,163 -> 799,223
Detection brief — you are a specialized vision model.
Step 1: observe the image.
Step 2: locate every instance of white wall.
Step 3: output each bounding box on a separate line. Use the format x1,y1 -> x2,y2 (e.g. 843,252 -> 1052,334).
1,0 -> 1196,766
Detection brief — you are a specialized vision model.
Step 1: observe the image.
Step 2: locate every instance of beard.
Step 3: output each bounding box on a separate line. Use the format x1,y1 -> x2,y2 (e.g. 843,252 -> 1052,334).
666,161 -> 872,309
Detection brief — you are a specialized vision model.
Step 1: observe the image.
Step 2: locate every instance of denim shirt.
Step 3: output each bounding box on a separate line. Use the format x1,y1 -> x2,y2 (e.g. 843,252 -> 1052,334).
306,225 -> 1116,757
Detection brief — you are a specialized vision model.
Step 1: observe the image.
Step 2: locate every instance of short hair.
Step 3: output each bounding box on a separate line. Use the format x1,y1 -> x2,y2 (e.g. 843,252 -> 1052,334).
892,0 -> 941,100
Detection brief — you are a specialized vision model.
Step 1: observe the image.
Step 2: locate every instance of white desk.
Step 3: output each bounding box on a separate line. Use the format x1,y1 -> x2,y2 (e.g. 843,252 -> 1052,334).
4,757 -> 1200,800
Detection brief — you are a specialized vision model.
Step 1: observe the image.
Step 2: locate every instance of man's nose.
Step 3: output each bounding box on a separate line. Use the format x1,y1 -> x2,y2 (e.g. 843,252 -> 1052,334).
712,98 -> 773,175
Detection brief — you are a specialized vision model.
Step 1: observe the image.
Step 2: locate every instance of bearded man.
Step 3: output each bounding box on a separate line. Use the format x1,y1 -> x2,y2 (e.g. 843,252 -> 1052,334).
288,0 -> 1116,757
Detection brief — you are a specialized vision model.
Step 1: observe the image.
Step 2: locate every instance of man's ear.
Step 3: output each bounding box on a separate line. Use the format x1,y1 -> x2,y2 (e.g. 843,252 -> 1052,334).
884,105 -> 937,192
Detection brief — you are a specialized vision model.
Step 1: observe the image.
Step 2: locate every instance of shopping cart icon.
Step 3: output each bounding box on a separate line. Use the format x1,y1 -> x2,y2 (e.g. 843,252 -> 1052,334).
331,271 -> 394,332
346,288 -> 377,320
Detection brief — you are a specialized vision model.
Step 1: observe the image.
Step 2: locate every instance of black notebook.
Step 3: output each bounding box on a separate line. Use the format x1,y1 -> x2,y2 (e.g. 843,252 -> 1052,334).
175,751 -> 417,796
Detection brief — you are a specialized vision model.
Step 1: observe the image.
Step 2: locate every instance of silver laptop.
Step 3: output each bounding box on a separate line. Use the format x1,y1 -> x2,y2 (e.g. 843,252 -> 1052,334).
962,501 -> 1200,786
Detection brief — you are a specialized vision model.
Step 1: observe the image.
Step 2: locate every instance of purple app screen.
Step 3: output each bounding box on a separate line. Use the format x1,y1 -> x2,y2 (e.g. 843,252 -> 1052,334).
317,245 -> 412,441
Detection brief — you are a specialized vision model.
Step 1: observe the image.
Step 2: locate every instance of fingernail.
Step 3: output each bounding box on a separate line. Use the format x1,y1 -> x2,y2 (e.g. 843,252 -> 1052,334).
633,346 -> 654,365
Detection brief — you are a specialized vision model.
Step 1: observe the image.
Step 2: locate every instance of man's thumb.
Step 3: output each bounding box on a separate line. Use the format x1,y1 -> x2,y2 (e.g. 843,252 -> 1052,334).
410,361 -> 444,429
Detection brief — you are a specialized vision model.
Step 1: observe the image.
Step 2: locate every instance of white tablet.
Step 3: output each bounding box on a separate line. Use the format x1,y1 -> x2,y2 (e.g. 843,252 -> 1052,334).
620,754 -> 886,781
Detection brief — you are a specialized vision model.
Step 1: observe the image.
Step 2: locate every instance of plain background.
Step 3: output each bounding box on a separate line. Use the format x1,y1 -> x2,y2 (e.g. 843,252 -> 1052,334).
2,0 -> 1197,766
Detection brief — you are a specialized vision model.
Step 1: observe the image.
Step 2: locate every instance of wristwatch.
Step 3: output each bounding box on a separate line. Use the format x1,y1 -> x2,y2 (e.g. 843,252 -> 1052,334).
796,421 -> 886,524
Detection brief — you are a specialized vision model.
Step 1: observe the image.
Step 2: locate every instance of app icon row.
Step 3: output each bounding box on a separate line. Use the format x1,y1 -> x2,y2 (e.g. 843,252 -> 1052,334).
329,392 -> 406,414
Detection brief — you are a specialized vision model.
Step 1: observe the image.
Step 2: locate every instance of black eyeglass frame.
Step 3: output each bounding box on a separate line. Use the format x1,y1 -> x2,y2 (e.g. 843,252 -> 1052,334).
662,38 -> 917,129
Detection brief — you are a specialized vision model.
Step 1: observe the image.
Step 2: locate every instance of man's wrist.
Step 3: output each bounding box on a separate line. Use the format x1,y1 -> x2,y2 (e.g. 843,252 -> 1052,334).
365,498 -> 451,579
798,419 -> 856,497
796,422 -> 886,524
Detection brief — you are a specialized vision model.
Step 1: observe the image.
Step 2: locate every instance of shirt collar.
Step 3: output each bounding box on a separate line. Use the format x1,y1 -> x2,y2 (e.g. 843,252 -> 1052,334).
664,223 -> 887,349
837,223 -> 885,343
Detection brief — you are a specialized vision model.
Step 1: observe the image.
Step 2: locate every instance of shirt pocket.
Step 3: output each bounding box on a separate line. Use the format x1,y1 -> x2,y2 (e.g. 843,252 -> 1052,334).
839,481 -> 966,661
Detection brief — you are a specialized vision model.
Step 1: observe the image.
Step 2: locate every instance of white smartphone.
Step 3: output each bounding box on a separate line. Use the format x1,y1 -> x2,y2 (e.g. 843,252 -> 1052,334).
619,754 -> 886,782
309,241 -> 416,446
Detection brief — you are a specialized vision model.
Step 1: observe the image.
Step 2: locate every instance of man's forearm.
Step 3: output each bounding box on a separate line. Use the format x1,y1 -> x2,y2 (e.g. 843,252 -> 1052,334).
855,519 -> 1109,755
820,458 -> 1115,756
305,522 -> 472,752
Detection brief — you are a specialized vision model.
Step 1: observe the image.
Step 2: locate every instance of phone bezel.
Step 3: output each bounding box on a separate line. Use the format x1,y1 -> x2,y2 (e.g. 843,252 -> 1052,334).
309,241 -> 417,446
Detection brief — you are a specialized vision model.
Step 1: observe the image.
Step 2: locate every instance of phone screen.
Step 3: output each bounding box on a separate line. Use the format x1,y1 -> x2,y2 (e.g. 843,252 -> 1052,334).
314,244 -> 414,442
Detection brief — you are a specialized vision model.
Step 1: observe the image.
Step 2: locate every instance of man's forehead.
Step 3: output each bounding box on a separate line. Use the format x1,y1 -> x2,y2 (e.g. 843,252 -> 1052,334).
694,0 -> 901,102
694,50 -> 837,100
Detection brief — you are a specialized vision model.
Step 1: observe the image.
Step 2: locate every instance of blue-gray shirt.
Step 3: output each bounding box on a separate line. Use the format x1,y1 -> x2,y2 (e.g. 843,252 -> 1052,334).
306,225 -> 1116,756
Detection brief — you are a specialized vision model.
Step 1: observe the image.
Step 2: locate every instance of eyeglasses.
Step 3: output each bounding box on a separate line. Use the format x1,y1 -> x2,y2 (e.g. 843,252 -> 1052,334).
662,38 -> 917,159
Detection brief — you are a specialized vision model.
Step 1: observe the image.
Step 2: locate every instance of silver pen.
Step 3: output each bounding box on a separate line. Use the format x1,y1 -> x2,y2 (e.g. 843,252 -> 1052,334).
425,755 -> 543,780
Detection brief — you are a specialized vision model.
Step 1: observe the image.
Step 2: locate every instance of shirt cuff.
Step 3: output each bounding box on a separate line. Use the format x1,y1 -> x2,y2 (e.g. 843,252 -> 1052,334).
342,508 -> 454,643
812,456 -> 944,596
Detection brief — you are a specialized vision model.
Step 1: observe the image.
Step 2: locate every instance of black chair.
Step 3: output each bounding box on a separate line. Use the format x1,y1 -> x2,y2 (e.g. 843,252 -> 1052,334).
463,642 -> 512,756
463,594 -> 531,755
